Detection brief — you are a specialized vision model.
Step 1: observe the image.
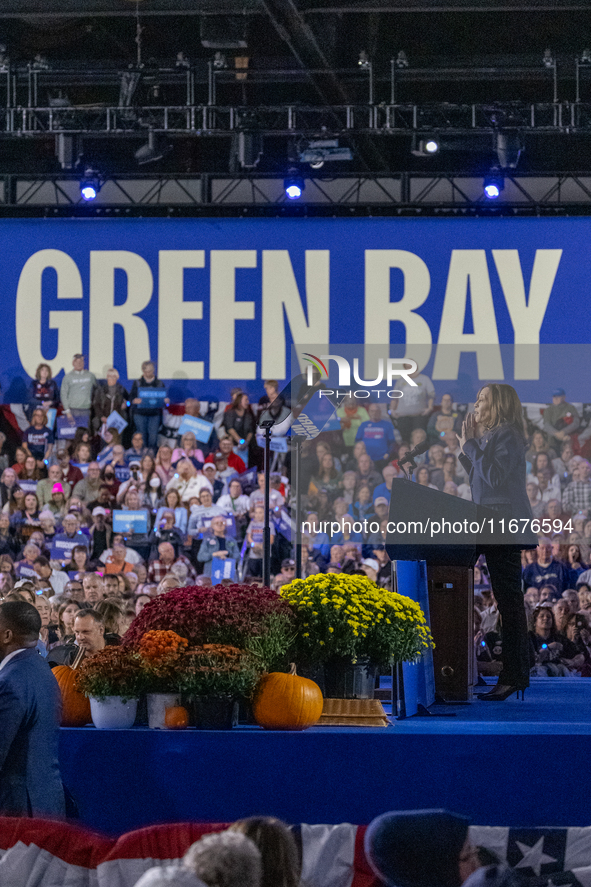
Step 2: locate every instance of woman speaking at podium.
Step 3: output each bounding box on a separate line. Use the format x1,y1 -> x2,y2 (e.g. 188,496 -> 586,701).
458,384 -> 533,701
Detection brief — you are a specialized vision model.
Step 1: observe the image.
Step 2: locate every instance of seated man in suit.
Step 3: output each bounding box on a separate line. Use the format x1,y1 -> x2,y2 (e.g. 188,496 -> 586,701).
0,600 -> 65,817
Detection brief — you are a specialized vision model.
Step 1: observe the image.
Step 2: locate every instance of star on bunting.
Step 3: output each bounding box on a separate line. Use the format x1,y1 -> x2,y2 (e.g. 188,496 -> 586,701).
514,838 -> 557,876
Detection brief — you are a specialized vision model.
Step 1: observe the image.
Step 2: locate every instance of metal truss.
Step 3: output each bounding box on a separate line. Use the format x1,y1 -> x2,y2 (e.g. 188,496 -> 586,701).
2,102 -> 591,136
4,172 -> 591,211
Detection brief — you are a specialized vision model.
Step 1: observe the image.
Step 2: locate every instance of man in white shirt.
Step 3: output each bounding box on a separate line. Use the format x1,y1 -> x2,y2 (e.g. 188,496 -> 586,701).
217,479 -> 250,515
33,556 -> 69,595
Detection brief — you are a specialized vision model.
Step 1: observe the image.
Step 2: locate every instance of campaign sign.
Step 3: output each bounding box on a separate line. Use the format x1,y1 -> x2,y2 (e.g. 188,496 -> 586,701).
211,557 -> 237,584
16,562 -> 37,579
114,464 -> 131,482
273,507 -> 293,542
113,510 -> 148,534
105,410 -> 128,434
256,435 -> 289,453
138,388 -> 167,409
19,480 -> 38,494
50,538 -> 80,561
238,466 -> 257,493
45,408 -> 57,430
178,414 -> 214,444
56,412 -> 89,439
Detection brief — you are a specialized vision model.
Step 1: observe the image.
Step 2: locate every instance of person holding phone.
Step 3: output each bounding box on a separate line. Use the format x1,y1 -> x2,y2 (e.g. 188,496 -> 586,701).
458,384 -> 533,701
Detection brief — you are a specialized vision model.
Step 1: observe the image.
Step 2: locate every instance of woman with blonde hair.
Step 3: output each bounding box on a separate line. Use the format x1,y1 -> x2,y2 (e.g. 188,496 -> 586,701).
459,383 -> 534,701
172,432 -> 205,470
166,458 -> 212,505
92,367 -> 128,433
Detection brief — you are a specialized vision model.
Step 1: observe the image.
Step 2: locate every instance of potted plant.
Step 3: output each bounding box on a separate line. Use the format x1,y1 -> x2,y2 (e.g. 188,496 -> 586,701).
123,585 -> 296,669
138,629 -> 189,728
280,573 -> 434,699
75,646 -> 144,729
176,644 -> 262,729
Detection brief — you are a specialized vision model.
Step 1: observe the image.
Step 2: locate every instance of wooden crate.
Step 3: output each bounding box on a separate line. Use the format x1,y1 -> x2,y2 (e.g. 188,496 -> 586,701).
319,698 -> 390,727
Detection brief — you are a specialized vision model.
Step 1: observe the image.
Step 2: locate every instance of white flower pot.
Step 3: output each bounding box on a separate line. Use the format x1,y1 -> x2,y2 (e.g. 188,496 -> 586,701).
147,693 -> 181,729
90,696 -> 138,729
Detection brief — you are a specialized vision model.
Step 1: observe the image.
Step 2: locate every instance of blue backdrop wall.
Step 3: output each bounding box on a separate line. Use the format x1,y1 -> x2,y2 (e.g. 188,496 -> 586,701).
2,217 -> 588,402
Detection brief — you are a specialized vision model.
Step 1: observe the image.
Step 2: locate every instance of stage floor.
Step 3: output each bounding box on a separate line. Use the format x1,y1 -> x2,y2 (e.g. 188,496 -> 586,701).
392,676 -> 591,733
59,678 -> 591,835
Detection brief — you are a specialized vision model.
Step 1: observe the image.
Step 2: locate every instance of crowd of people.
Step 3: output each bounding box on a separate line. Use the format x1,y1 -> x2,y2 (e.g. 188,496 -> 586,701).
2,357 -> 591,679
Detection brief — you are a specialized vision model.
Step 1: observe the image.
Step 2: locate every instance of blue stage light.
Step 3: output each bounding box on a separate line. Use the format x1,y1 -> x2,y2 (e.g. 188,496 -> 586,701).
285,183 -> 302,199
483,173 -> 504,200
80,170 -> 101,202
81,183 -> 97,201
284,170 -> 305,200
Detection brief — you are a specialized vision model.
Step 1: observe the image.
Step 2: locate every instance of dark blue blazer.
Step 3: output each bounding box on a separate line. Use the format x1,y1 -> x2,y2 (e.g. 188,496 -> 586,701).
458,423 -> 534,521
0,647 -> 65,817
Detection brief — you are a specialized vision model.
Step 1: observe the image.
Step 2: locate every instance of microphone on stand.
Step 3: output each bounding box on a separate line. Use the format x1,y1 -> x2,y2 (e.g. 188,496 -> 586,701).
398,439 -> 431,467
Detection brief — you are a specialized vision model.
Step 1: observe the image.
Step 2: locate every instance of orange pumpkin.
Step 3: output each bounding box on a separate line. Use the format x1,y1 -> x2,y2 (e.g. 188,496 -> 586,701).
52,664 -> 92,727
252,663 -> 323,731
165,705 -> 189,729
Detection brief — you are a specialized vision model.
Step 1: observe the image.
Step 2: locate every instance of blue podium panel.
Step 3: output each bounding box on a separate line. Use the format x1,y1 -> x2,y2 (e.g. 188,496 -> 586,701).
394,560 -> 436,716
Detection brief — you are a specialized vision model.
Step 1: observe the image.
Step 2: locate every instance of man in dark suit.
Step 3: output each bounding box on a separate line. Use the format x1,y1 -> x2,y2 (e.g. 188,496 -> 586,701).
0,600 -> 65,817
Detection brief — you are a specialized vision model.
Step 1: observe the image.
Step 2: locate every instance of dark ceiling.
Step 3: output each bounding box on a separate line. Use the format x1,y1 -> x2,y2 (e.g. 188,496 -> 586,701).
2,0 -> 591,178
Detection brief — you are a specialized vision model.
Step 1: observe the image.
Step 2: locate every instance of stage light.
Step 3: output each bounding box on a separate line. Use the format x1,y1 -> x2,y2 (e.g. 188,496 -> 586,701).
411,135 -> 440,156
483,174 -> 504,199
135,129 -> 171,165
495,131 -> 521,169
396,50 -> 409,69
284,170 -> 305,200
80,170 -> 101,201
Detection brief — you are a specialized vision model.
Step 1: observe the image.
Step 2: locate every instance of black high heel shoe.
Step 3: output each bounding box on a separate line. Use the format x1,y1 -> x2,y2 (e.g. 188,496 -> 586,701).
476,684 -> 526,701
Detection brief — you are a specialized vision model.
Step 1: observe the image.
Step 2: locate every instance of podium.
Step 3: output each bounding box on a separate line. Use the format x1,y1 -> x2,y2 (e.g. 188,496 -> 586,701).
386,479 -> 482,702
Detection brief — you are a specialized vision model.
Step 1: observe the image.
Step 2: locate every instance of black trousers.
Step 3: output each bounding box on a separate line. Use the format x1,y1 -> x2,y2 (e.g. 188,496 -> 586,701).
482,546 -> 529,688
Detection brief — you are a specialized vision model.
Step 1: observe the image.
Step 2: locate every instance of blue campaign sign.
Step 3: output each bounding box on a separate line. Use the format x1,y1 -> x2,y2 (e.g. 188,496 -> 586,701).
211,557 -> 237,584
56,413 -> 89,439
112,509 -> 149,534
178,414 -> 214,443
255,435 -> 289,453
105,410 -> 128,434
50,538 -> 79,561
138,388 -> 167,409
3,217 -> 591,402
16,563 -> 37,579
273,507 -> 293,542
114,464 -> 131,482
238,466 -> 258,492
